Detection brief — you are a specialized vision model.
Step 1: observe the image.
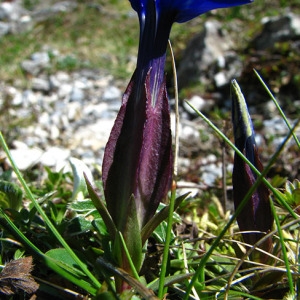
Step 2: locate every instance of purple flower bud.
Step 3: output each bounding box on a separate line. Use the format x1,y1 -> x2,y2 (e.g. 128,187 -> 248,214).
231,80 -> 273,261
102,58 -> 173,231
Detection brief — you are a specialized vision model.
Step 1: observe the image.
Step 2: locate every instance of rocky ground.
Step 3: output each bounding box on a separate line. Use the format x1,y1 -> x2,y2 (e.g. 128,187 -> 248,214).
0,1 -> 299,200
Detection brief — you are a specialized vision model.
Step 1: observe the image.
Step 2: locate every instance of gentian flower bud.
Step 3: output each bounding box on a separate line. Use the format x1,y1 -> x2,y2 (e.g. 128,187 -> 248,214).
231,80 -> 273,262
102,0 -> 254,285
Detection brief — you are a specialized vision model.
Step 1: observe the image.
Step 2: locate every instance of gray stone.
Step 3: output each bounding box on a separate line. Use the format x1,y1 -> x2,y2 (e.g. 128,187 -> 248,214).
67,102 -> 82,121
32,1 -> 77,22
51,1 -> 77,14
200,158 -> 223,186
32,77 -> 50,92
58,83 -> 72,99
31,52 -> 50,65
102,86 -> 121,101
0,21 -> 10,37
183,95 -> 214,115
0,1 -> 25,21
177,20 -> 234,89
10,14 -> 33,34
252,13 -> 300,50
22,89 -> 38,106
70,87 -> 85,102
21,52 -> 50,75
21,60 -> 41,76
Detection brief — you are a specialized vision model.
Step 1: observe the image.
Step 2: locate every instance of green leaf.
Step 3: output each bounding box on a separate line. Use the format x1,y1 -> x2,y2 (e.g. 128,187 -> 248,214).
92,218 -> 109,236
147,273 -> 192,292
113,195 -> 142,274
152,220 -> 176,244
45,248 -> 87,277
67,215 -> 93,234
85,174 -> 117,239
0,180 -> 22,211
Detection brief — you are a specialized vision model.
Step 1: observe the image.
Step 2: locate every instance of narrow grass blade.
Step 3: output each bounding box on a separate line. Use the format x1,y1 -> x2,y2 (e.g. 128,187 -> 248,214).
157,40 -> 179,299
254,69 -> 300,149
157,184 -> 176,298
270,199 -> 294,295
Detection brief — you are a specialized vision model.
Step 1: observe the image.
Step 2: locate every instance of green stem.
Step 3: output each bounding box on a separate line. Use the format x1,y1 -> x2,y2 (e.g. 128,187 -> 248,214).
158,185 -> 176,298
270,200 -> 294,294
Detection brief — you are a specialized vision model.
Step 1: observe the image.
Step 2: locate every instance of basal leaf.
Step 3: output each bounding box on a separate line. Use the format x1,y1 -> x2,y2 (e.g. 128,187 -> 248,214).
45,248 -> 87,277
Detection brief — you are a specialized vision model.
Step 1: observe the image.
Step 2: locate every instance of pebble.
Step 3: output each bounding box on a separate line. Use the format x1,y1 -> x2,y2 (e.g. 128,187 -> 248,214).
32,77 -> 50,92
102,86 -> 122,101
0,21 -> 10,37
9,147 -> 43,170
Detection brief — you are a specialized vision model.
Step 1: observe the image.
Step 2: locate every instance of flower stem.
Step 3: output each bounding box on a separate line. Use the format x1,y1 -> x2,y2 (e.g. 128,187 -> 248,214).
158,181 -> 177,298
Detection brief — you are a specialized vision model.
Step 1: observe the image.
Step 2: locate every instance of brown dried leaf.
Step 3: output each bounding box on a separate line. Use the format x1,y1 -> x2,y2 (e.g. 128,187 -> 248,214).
0,256 -> 39,295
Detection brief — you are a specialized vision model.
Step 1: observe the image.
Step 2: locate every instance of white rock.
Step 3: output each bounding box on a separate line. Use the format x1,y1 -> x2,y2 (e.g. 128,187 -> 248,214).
67,102 -> 82,121
22,89 -> 38,106
200,162 -> 222,186
9,147 -> 43,170
176,181 -> 201,198
58,83 -> 72,99
55,71 -> 70,82
21,60 -> 41,76
70,87 -> 85,102
214,72 -> 227,87
32,77 -> 50,92
183,95 -> 214,115
181,124 -> 200,140
50,125 -> 60,140
31,51 -> 49,65
40,147 -> 70,169
102,86 -> 121,101
0,21 -> 10,37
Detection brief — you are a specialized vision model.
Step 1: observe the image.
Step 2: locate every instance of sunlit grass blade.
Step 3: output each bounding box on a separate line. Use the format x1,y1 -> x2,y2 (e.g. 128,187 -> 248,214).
270,199 -> 295,295
0,131 -> 101,292
254,69 -> 300,149
158,40 -> 179,299
157,183 -> 177,298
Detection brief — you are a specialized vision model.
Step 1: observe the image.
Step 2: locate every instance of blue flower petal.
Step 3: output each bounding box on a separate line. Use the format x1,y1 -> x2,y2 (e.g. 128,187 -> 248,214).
129,0 -> 253,23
